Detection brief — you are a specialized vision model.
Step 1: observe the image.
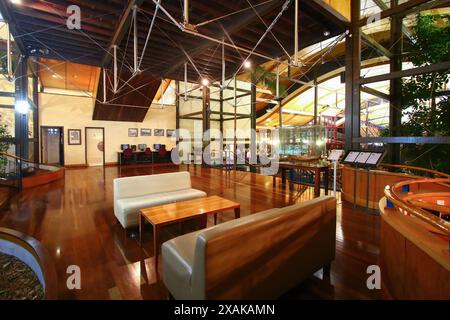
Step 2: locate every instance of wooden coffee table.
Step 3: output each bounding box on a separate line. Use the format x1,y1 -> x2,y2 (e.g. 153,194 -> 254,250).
139,195 -> 240,271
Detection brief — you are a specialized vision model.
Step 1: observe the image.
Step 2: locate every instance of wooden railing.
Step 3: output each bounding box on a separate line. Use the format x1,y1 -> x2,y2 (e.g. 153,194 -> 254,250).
384,177 -> 450,236
380,164 -> 450,179
0,151 -> 24,191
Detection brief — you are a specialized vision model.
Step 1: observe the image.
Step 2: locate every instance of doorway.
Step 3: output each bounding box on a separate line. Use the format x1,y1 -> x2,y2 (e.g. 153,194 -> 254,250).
85,127 -> 105,166
41,126 -> 64,165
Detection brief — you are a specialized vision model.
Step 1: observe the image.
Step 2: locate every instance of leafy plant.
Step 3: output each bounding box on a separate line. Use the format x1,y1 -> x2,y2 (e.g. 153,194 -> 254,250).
253,65 -> 287,98
0,116 -> 12,176
390,14 -> 450,173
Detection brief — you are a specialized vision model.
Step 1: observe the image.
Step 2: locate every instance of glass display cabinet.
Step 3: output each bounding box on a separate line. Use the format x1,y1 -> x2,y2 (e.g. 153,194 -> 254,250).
276,125 -> 327,157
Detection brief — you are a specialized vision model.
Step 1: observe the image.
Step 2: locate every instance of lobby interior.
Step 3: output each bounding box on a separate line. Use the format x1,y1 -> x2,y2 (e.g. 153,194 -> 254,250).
0,0 -> 449,300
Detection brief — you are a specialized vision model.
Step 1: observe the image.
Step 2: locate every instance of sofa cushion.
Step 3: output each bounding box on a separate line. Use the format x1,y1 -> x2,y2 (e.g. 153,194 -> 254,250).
114,171 -> 192,199
162,207 -> 280,300
116,188 -> 207,227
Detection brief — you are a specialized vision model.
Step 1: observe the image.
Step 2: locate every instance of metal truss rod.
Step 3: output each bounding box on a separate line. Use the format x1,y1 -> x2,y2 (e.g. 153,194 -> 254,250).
133,5 -> 138,72
138,0 -> 161,70
113,45 -> 118,93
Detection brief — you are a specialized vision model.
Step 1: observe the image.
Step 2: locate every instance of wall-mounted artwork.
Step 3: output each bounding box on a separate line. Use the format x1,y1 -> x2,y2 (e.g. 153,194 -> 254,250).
68,129 -> 81,145
141,128 -> 152,136
166,129 -> 175,137
154,129 -> 165,136
128,128 -> 138,137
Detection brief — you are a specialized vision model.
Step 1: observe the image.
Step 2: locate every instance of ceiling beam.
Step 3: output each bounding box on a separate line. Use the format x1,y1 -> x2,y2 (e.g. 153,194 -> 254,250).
361,32 -> 392,58
359,0 -> 433,26
163,0 -> 285,79
371,0 -> 414,41
0,0 -> 26,54
359,60 -> 450,84
307,0 -> 350,27
361,86 -> 390,100
102,0 -> 145,66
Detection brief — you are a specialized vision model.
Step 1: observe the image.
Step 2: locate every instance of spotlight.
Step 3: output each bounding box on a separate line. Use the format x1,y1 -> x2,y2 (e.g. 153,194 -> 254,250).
201,78 -> 210,87
243,60 -> 252,69
16,100 -> 29,114
323,30 -> 331,37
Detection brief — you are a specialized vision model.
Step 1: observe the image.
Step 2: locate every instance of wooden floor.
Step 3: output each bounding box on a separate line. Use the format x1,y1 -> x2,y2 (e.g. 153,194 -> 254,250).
0,165 -> 380,300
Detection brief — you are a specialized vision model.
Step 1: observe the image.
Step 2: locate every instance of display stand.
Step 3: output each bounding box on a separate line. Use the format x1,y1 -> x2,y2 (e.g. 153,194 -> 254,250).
327,149 -> 344,198
342,150 -> 385,213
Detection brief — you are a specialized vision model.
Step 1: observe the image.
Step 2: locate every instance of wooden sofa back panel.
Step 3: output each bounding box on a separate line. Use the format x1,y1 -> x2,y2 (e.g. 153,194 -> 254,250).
203,197 -> 336,299
113,171 -> 191,199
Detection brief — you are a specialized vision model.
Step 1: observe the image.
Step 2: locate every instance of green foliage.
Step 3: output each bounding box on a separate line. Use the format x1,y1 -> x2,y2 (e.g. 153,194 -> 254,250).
0,117 -> 12,175
395,14 -> 450,173
253,65 -> 287,98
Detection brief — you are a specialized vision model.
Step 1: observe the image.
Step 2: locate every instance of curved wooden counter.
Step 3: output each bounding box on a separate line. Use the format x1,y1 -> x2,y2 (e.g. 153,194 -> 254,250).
22,167 -> 65,189
0,228 -> 57,299
342,165 -> 421,209
379,198 -> 450,299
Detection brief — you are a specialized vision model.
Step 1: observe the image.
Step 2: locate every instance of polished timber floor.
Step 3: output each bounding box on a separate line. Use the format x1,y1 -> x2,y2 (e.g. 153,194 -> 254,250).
0,165 -> 380,300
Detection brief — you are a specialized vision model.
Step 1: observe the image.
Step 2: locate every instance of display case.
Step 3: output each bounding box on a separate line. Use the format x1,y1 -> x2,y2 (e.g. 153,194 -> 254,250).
276,125 -> 326,157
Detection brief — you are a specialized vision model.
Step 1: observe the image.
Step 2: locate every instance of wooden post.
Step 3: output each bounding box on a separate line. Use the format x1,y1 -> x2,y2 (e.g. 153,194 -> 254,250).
389,0 -> 403,164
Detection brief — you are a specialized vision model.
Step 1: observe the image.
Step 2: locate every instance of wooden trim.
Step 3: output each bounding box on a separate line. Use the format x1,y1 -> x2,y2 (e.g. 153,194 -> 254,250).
0,227 -> 58,299
85,127 -> 105,167
105,162 -> 118,167
64,164 -> 89,169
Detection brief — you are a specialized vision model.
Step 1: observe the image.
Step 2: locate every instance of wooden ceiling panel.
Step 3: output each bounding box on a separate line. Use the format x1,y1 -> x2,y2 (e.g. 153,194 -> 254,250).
39,58 -> 100,92
93,70 -> 160,122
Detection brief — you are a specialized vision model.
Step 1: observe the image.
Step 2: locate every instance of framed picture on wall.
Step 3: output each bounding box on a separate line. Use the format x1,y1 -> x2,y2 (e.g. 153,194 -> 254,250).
154,129 -> 165,136
166,129 -> 175,138
128,128 -> 138,137
68,129 -> 81,145
141,128 -> 151,136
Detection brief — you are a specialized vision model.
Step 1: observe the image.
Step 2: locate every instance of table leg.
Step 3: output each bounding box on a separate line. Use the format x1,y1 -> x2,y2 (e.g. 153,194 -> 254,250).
153,225 -> 160,273
200,215 -> 207,229
139,214 -> 144,247
234,207 -> 241,219
281,168 -> 287,185
214,213 -> 218,225
324,167 -> 329,196
314,168 -> 320,197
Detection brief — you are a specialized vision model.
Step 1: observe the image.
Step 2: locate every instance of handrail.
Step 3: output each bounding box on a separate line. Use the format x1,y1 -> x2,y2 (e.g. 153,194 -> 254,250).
0,151 -> 31,163
380,164 -> 450,178
0,151 -> 24,191
222,150 -> 262,169
384,178 -> 450,236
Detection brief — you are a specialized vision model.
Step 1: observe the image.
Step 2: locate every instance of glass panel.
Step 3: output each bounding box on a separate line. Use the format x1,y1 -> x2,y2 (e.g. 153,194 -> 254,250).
28,108 -> 34,138
277,125 -> 327,157
0,107 -> 15,137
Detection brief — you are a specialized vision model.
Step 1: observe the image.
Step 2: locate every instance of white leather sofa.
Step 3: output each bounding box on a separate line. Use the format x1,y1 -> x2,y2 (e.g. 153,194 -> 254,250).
162,196 -> 336,299
113,172 -> 207,228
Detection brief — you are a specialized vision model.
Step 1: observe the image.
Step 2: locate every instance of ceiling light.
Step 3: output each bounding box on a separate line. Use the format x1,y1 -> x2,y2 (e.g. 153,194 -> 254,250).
52,74 -> 58,78
243,60 -> 252,69
201,78 -> 209,87
323,30 -> 331,37
10,0 -> 22,4
16,100 -> 29,114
